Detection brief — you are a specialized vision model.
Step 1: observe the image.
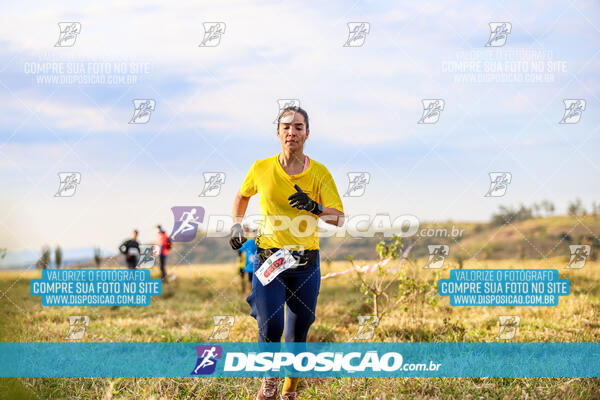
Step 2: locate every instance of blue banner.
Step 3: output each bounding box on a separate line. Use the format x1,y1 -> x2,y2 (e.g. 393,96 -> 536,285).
438,269 -> 569,306
1,342 -> 598,377
30,269 -> 161,306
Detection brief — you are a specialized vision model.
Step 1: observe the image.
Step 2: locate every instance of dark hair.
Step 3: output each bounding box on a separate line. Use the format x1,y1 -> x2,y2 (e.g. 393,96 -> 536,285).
278,106 -> 309,130
133,229 -> 138,235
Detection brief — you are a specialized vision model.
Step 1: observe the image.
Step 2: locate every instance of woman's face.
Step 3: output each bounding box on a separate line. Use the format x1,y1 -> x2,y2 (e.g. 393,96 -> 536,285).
277,111 -> 309,153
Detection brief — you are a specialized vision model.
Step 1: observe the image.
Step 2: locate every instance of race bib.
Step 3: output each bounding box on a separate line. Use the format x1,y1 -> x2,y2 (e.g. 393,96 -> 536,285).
127,247 -> 140,257
255,248 -> 297,286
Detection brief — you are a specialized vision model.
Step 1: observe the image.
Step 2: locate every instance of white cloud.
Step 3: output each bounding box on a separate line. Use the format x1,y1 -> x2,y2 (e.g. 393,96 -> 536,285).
2,0 -> 596,143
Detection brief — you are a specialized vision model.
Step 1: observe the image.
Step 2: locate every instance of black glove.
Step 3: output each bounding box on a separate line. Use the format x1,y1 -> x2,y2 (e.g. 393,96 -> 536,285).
229,223 -> 247,250
288,184 -> 323,215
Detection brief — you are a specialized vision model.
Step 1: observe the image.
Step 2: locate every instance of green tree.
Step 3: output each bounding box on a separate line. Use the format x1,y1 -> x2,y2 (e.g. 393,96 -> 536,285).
587,235 -> 600,261
541,200 -> 555,216
490,204 -> 533,226
532,203 -> 541,218
55,246 -> 63,268
352,235 -> 406,319
93,247 -> 102,268
453,249 -> 467,268
567,198 -> 585,216
591,202 -> 599,219
352,236 -> 436,327
36,246 -> 51,269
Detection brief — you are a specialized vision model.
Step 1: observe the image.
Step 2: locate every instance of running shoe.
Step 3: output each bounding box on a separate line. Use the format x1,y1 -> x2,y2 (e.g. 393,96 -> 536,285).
256,377 -> 279,400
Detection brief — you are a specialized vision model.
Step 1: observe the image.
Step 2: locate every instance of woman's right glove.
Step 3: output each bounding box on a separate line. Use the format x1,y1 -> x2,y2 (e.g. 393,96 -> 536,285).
288,184 -> 323,215
229,223 -> 247,250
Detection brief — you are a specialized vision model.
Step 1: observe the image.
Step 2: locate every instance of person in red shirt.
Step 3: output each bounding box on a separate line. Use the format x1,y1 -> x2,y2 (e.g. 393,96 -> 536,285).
156,225 -> 170,281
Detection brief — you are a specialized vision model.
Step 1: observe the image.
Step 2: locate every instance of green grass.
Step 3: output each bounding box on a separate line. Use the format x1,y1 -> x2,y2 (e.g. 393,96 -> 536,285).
1,258 -> 599,399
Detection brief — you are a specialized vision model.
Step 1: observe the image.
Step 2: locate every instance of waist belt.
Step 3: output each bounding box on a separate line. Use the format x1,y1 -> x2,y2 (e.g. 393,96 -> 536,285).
257,247 -> 319,270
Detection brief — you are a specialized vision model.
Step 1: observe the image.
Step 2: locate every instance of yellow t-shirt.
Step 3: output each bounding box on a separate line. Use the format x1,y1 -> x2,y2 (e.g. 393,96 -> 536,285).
240,154 -> 344,250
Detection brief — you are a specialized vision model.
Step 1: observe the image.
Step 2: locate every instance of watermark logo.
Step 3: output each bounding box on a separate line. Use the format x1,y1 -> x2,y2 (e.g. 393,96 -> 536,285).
65,315 -> 89,340
283,244 -> 308,268
565,245 -> 590,269
55,22 -> 81,47
344,172 -> 371,197
559,99 -> 586,124
209,315 -> 234,340
199,172 -> 226,197
26,60 -> 149,86
418,99 -> 445,124
170,206 -> 205,242
424,245 -> 449,269
129,99 -> 155,124
344,22 -> 370,47
484,172 -> 511,197
485,22 -> 512,47
353,315 -> 379,340
274,99 -> 301,124
137,244 -> 160,268
191,345 -> 222,375
55,172 -> 81,197
223,349 -> 439,373
199,22 -> 226,47
497,315 -> 519,340
204,213 -> 421,239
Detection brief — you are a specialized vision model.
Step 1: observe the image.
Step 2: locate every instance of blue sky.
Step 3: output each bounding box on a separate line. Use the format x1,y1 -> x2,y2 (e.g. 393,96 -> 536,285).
1,0 -> 599,253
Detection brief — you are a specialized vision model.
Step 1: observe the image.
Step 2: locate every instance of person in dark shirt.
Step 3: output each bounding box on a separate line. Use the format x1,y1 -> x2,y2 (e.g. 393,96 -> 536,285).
119,229 -> 140,269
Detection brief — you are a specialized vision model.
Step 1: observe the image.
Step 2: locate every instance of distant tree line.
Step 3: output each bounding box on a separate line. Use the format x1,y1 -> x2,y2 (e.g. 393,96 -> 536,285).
567,198 -> 600,217
35,245 -> 102,269
491,199 -> 598,226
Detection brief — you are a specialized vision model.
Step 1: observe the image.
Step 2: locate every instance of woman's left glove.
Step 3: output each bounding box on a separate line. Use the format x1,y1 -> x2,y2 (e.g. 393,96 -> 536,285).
229,223 -> 247,250
288,184 -> 323,215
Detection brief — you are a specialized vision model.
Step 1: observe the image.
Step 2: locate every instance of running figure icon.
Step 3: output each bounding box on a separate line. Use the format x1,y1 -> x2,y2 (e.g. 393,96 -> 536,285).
169,206 -> 205,242
193,347 -> 217,373
191,345 -> 222,375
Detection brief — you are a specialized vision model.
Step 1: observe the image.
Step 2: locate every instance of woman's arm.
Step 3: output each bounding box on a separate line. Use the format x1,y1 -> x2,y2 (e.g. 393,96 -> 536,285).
320,207 -> 345,227
229,190 -> 252,250
232,190 -> 251,224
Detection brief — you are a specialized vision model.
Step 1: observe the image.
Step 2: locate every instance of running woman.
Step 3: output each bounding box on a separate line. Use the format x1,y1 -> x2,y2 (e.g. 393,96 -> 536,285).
119,229 -> 140,269
229,106 -> 344,400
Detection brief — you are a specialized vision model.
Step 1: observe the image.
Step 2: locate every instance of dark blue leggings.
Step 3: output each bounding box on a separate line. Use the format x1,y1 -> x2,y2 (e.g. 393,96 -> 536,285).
246,253 -> 321,343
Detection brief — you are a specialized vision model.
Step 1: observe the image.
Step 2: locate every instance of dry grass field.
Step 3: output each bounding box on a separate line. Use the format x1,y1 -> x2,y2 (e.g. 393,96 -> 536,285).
1,256 -> 599,399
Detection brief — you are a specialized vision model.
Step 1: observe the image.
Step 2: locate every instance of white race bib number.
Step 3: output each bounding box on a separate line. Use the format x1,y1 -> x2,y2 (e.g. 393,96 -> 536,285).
255,248 -> 297,286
